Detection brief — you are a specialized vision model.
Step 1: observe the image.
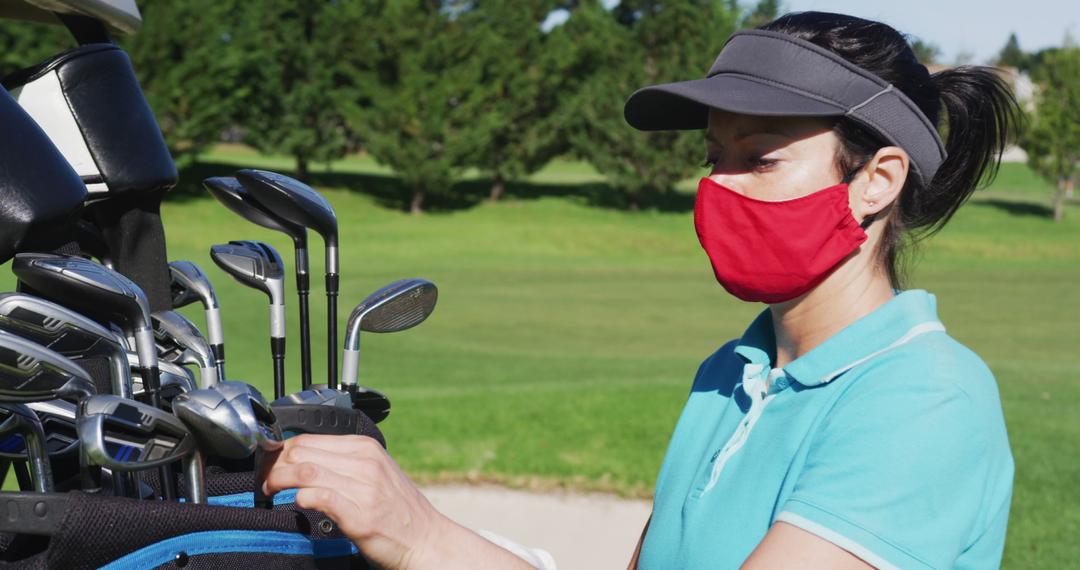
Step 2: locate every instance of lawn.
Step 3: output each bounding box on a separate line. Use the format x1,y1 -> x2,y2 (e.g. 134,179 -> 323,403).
3,149 -> 1077,567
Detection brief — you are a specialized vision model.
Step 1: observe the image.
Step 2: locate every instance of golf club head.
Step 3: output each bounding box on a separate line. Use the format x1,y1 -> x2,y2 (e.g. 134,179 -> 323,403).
168,261 -> 219,311
234,169 -> 338,253
0,330 -> 96,403
132,359 -> 195,408
77,394 -> 196,470
349,386 -> 391,424
172,388 -> 257,460
26,399 -> 79,456
213,381 -> 283,449
272,387 -> 351,408
203,177 -> 308,246
0,402 -> 53,492
341,279 -> 438,388
209,241 -> 286,340
152,310 -> 218,387
0,292 -> 131,397
11,253 -> 158,373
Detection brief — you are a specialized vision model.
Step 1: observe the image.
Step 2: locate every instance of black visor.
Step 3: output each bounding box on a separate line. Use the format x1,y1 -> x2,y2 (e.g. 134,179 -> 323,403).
624,30 -> 946,185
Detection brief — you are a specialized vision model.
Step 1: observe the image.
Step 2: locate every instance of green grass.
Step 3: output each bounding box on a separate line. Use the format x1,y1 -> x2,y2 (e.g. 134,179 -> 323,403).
2,148 -> 1075,566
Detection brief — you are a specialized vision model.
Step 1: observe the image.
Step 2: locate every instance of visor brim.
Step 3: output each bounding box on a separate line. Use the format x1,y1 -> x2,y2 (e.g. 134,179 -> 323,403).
624,74 -> 848,131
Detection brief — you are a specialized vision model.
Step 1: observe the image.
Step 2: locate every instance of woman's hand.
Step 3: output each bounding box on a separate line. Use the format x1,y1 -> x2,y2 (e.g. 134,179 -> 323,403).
262,434 -> 536,570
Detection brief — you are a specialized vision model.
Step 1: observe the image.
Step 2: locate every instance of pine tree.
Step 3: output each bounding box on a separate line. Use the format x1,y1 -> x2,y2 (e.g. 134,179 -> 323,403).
996,33 -> 1027,70
563,0 -> 739,209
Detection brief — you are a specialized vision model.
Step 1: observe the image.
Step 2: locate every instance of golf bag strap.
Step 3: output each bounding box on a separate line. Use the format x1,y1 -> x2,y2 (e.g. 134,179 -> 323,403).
84,190 -> 174,313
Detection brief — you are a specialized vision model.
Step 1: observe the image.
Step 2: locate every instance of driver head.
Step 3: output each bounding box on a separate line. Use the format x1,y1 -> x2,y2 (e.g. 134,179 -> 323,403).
214,381 -> 283,449
234,169 -> 337,249
203,177 -> 307,246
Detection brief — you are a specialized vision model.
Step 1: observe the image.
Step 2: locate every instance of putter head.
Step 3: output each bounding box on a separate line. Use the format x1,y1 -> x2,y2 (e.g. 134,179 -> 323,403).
172,388 -> 257,460
209,241 -> 286,304
234,170 -> 337,248
169,261 -> 219,311
77,394 -> 196,471
203,177 -> 307,245
0,330 -> 96,403
152,310 -> 217,387
214,381 -> 283,450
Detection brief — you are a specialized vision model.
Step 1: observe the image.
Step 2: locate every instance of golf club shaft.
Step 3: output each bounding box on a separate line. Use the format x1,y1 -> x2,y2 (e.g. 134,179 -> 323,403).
140,365 -> 178,500
206,306 -> 226,381
253,446 -> 282,509
295,245 -> 311,390
327,271 -> 338,390
186,452 -> 207,504
272,338 -> 286,400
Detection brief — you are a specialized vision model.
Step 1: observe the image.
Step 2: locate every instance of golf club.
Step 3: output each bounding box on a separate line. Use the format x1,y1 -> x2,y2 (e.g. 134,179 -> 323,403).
78,394 -> 204,503
0,403 -> 53,492
171,388 -> 257,463
0,292 -> 132,398
12,253 -> 177,499
209,241 -> 287,399
169,261 -> 226,381
214,381 -> 283,509
341,279 -> 438,399
235,170 -> 338,389
152,310 -> 219,388
204,176 -> 312,390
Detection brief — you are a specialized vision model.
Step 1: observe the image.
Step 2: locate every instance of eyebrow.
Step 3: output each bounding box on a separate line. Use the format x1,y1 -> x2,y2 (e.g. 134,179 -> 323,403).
705,126 -> 796,145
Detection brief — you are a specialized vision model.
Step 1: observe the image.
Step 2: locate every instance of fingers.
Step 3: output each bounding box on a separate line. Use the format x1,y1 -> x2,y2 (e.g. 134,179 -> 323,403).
264,458 -> 371,497
276,444 -> 382,480
284,434 -> 386,457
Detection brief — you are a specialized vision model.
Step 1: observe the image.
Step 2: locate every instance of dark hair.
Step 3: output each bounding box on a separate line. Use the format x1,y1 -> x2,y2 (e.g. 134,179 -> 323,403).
761,12 -> 1020,287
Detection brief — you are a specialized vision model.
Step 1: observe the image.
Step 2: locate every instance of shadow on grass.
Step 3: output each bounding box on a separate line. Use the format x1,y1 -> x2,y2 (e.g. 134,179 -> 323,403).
977,198 -> 1055,218
169,161 -> 695,213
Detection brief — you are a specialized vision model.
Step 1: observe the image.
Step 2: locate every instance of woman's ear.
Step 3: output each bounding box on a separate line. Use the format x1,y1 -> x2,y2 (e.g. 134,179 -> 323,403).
850,146 -> 909,221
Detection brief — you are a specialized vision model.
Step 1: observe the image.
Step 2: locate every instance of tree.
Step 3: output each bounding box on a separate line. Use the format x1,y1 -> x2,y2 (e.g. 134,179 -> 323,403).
337,1 -> 470,214
0,19 -> 71,76
128,0 -> 254,165
1019,47 -> 1080,222
995,33 -> 1028,70
563,0 -> 739,209
231,0 -> 355,181
740,0 -> 781,29
910,39 -> 941,66
452,0 -> 570,201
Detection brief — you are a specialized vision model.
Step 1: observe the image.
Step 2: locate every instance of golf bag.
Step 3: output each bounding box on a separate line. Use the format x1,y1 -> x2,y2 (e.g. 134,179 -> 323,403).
0,7 -> 386,567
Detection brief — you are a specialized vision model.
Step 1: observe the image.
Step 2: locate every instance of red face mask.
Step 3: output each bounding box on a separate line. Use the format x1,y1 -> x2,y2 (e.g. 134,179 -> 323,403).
693,177 -> 868,304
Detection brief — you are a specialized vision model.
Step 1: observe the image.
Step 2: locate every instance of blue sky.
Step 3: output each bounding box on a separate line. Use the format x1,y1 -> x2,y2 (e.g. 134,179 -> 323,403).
784,0 -> 1078,63
544,1 -> 1078,65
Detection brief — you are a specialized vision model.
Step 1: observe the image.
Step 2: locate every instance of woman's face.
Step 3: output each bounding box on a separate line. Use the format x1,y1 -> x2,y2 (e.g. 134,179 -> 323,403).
703,109 -> 843,202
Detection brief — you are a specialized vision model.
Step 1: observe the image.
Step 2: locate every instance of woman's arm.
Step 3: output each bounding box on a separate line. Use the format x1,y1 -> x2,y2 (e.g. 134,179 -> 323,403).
741,522 -> 874,569
263,434 -> 536,570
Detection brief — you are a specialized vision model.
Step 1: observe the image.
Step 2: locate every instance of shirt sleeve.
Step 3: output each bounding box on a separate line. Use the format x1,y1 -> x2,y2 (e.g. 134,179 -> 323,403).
775,368 -> 998,569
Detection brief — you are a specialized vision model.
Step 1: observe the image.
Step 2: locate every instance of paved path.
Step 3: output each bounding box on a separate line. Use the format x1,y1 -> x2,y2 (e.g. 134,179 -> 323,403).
421,485 -> 652,569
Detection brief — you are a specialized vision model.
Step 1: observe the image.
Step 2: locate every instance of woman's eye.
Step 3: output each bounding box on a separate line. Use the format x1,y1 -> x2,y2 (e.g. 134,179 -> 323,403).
751,157 -> 778,170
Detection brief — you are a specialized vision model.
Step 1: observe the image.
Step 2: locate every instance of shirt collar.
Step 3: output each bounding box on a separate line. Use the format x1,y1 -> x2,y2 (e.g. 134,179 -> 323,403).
733,289 -> 944,389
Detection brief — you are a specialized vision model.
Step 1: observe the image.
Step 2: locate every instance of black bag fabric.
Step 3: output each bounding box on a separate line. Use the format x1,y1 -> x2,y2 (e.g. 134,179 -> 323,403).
0,491 -> 371,569
0,88 -> 87,265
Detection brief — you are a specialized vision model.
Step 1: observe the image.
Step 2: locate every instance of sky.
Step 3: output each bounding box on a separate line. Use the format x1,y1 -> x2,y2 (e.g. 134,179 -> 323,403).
784,0 -> 1078,64
542,1 -> 1078,65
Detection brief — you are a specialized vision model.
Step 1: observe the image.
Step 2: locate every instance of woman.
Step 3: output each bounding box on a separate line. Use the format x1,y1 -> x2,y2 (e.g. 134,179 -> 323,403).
263,12 -> 1018,569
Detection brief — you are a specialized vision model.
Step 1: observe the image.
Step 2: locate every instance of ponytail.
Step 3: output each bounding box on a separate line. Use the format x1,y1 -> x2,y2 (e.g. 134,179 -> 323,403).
906,67 -> 1021,234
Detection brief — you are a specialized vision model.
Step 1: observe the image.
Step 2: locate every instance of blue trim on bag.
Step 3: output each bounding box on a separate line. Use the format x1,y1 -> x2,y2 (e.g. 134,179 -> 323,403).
99,530 -> 358,568
208,488 -> 298,507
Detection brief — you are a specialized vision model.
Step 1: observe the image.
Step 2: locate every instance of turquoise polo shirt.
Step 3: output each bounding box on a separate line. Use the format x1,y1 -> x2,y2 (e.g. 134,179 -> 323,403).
638,290 -> 1013,569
